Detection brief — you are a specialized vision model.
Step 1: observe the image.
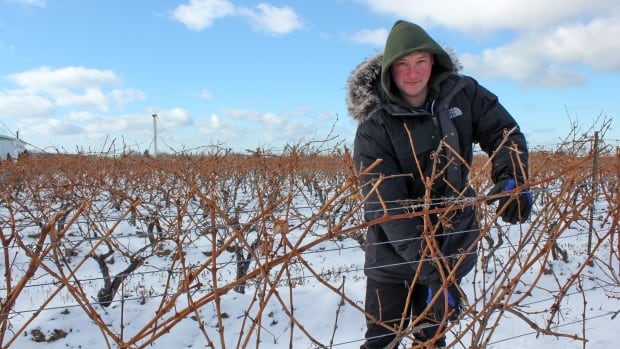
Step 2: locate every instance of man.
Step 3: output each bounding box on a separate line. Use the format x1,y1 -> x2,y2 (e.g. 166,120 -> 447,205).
347,20 -> 532,348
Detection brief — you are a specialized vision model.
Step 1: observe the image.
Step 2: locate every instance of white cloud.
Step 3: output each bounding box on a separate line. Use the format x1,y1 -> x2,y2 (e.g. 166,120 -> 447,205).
7,66 -> 120,91
0,90 -> 55,118
198,113 -> 240,142
171,0 -> 236,31
208,113 -> 221,129
346,28 -> 387,46
51,87 -> 107,110
357,0 -> 620,87
3,67 -> 147,112
238,4 -> 303,35
463,44 -> 587,87
542,16 -> 620,71
160,108 -> 193,129
21,118 -> 84,137
200,89 -> 213,99
107,89 -> 146,107
172,1 -> 302,35
221,108 -> 285,125
65,111 -> 98,122
360,0 -> 617,33
460,13 -> 620,87
16,108 -> 193,146
214,107 -> 332,147
2,68 -> 186,149
22,112 -> 121,138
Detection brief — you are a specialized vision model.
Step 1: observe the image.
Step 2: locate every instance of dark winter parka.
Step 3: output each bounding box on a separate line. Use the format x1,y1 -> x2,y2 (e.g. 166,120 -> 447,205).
348,20 -> 528,285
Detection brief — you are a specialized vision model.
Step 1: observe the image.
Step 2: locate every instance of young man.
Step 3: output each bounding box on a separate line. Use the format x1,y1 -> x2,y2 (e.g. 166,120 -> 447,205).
347,20 -> 532,348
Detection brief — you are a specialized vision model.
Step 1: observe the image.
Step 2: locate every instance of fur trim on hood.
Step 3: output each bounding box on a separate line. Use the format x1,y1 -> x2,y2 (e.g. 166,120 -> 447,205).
346,49 -> 462,124
346,52 -> 384,125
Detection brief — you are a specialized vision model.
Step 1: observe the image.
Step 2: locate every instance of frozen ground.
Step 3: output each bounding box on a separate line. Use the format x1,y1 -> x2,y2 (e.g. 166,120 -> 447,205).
5,211 -> 617,349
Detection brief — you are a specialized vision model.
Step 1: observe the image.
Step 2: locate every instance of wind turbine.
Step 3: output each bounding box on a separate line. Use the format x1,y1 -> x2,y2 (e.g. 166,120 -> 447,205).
152,113 -> 158,157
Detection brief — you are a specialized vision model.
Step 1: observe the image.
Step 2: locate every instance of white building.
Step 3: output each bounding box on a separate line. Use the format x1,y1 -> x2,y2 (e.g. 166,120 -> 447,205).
0,135 -> 26,160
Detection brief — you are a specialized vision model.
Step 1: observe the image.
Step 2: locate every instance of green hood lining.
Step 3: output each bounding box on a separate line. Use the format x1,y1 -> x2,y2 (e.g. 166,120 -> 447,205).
381,20 -> 455,107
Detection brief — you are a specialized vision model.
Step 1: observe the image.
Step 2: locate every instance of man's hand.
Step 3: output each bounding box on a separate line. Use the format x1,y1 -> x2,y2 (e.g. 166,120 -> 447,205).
426,282 -> 461,322
486,178 -> 532,224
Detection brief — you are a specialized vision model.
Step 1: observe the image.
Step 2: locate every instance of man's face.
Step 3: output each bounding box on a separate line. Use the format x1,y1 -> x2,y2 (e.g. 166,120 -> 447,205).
390,51 -> 434,107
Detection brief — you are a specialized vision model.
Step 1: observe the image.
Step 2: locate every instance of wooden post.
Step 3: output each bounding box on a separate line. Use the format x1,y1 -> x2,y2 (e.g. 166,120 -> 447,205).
587,131 -> 599,265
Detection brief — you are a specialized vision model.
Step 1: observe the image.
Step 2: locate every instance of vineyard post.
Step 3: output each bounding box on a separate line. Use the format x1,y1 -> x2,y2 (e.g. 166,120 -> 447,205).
587,131 -> 599,265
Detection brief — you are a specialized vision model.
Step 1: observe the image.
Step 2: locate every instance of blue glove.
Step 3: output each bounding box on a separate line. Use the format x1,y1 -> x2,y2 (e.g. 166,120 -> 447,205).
487,178 -> 532,224
426,282 -> 460,321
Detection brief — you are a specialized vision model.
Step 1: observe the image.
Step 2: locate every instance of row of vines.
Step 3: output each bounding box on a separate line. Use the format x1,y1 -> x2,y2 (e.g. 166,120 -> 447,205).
0,131 -> 618,348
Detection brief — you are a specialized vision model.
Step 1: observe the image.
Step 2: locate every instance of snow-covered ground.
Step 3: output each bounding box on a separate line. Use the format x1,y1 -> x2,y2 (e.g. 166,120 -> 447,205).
3,203 -> 617,349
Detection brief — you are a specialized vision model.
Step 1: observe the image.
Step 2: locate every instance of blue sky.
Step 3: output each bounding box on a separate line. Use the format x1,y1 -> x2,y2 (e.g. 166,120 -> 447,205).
1,0 -> 619,154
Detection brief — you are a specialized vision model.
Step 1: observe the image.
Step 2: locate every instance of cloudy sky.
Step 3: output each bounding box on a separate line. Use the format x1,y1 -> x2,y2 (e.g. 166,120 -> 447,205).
1,0 -> 619,154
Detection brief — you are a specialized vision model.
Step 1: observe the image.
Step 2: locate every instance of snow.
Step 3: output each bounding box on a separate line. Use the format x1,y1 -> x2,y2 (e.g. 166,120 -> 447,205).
4,217 -> 616,349
1,162 -> 618,349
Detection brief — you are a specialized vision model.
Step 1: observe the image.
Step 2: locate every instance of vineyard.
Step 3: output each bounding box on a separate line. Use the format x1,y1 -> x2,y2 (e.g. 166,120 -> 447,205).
0,131 -> 618,349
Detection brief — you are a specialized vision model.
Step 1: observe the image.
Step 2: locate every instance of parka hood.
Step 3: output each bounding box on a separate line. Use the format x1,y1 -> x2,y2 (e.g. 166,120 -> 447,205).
346,52 -> 384,124
346,20 -> 461,124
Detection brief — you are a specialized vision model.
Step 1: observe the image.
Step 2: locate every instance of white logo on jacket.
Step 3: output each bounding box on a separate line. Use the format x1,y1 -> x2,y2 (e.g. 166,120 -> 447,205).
448,107 -> 463,119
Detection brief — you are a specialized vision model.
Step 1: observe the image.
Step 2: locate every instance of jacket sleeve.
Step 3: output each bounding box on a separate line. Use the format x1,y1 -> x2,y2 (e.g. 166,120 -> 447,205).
468,78 -> 529,183
353,117 -> 428,271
